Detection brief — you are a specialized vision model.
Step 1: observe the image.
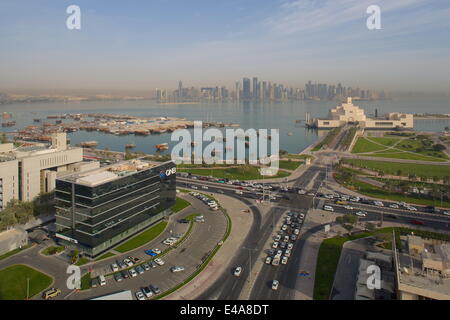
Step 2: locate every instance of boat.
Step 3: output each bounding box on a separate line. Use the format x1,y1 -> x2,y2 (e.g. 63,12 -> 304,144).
125,144 -> 136,149
34,119 -> 41,123
287,132 -> 293,136
79,141 -> 98,147
155,143 -> 169,151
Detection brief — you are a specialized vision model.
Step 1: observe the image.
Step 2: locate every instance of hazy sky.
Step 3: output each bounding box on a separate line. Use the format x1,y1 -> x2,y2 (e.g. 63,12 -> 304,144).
1,0 -> 449,92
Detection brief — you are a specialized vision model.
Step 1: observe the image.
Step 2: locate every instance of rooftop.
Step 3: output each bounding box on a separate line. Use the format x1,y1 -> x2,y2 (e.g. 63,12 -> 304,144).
58,159 -> 160,187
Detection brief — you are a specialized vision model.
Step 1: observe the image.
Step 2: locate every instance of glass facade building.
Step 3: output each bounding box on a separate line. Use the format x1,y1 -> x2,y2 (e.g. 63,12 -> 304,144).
55,160 -> 176,257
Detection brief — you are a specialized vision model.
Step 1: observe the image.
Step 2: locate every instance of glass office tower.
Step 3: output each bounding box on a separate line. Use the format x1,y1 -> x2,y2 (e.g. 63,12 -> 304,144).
55,160 -> 176,257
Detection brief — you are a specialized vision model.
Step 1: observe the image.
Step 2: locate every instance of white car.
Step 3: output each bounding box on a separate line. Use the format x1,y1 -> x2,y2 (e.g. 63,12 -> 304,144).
235,190 -> 243,195
265,256 -> 272,264
408,206 -> 417,211
293,229 -> 300,235
355,211 -> 367,217
281,225 -> 287,231
281,256 -> 288,264
191,185 -> 198,189
202,186 -> 209,189
234,266 -> 242,277
272,280 -> 279,290
442,211 -> 450,216
274,235 -> 281,242
283,236 -> 289,242
287,243 -> 294,250
135,291 -> 146,300
152,248 -> 161,254
344,205 -> 354,210
284,249 -> 291,257
374,201 -> 384,207
299,213 -> 305,219
272,241 -> 279,249
129,268 -> 138,277
389,203 -> 399,209
123,259 -> 133,267
276,249 -> 283,257
323,205 -> 334,212
111,263 -> 119,272
154,258 -> 165,266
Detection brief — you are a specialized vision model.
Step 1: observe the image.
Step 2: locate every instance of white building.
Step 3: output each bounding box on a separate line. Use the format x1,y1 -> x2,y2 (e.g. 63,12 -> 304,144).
0,132 -> 91,210
312,97 -> 413,129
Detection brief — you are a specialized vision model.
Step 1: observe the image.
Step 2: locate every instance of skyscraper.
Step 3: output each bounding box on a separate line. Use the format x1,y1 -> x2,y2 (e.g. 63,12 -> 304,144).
178,81 -> 183,98
252,77 -> 258,99
235,81 -> 240,101
243,78 -> 251,100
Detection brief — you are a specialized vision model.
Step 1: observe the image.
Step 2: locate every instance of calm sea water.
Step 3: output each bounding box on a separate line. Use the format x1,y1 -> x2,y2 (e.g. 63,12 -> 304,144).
1,97 -> 449,154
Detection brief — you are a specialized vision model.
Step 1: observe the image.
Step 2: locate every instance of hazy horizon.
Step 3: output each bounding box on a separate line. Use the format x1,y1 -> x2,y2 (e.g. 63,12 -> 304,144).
1,0 -> 450,93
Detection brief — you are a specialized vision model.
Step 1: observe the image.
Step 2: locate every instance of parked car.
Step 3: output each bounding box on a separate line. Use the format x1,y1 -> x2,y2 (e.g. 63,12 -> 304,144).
281,256 -> 288,265
142,263 -> 150,271
114,272 -> 124,282
233,266 -> 242,277
171,266 -> 185,273
142,286 -> 153,298
123,258 -> 133,267
265,256 -> 272,264
91,278 -> 99,288
135,291 -> 146,300
272,241 -> 279,249
389,203 -> 399,209
135,266 -> 145,274
152,248 -> 161,254
111,263 -> 119,272
150,285 -> 161,295
129,268 -> 138,277
154,258 -> 165,266
274,235 -> 281,242
122,270 -> 130,279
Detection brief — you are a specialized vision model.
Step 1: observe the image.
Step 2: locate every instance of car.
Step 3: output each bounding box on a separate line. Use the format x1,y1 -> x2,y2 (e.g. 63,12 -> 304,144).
287,243 -> 294,250
129,268 -> 138,277
142,286 -> 153,298
123,258 -> 133,267
283,235 -> 289,242
290,235 -> 297,241
355,211 -> 367,217
408,206 -> 417,211
122,270 -> 130,279
114,272 -> 124,282
281,256 -> 288,265
265,256 -> 272,264
154,258 -> 165,266
111,263 -> 119,272
145,249 -> 157,256
142,263 -> 150,271
443,211 -> 450,216
267,248 -> 276,255
272,280 -> 279,290
150,285 -> 161,295
163,239 -> 175,246
284,249 -> 291,257
118,261 -> 127,269
217,189 -> 225,194
336,200 -> 347,205
280,242 -> 286,249
374,201 -> 384,207
272,257 -> 280,266
387,214 -> 398,219
150,261 -> 157,268
276,249 -> 283,257
323,205 -> 334,212
344,205 -> 354,210
42,288 -> 61,300
153,248 -> 161,254
178,219 -> 189,224
274,235 -> 281,241
135,291 -> 146,300
299,213 -> 305,219
171,266 -> 185,273
282,224 -> 288,231
129,256 -> 140,263
325,194 -> 334,199
233,266 -> 242,277
272,241 -> 279,249
411,219 -> 424,225
293,229 -> 300,235
98,275 -> 106,286
202,186 -> 209,189
91,278 -> 99,288
389,203 -> 400,209
191,185 -> 198,189
135,266 -> 145,274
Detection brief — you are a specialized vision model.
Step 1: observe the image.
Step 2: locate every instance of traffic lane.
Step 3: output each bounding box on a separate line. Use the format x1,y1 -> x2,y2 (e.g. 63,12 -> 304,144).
328,203 -> 450,229
73,205 -> 227,300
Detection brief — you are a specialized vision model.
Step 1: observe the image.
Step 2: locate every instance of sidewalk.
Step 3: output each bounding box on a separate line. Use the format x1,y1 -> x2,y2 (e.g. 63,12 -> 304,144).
163,194 -> 253,300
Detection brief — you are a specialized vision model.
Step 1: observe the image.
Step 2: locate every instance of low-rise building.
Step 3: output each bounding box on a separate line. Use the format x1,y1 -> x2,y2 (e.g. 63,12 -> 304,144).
0,227 -> 28,255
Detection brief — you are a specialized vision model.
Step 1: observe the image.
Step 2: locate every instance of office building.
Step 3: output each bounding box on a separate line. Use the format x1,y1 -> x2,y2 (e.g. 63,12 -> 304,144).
243,78 -> 251,100
54,159 -> 176,257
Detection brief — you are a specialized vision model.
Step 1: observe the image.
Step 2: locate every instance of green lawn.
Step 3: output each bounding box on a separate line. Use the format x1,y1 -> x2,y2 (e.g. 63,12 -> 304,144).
94,252 -> 116,261
80,272 -> 91,291
343,159 -> 450,179
369,137 -> 400,147
278,160 -> 302,171
41,245 -> 65,256
114,221 -> 168,253
172,197 -> 191,213
185,213 -> 201,221
178,165 -> 290,180
312,127 -> 341,151
368,152 -> 446,162
351,137 -> 387,153
75,257 -> 90,266
0,265 -> 52,300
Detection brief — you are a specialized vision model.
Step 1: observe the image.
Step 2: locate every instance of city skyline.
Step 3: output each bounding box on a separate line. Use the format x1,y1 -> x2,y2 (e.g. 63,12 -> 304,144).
0,0 -> 449,92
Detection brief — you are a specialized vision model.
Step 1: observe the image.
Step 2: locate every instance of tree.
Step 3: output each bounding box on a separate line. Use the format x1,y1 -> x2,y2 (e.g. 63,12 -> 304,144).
365,222 -> 376,232
432,144 -> 446,152
342,224 -> 354,235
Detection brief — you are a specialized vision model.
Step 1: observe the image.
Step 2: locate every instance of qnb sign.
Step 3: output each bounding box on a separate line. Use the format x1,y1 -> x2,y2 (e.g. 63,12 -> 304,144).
160,167 -> 177,178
